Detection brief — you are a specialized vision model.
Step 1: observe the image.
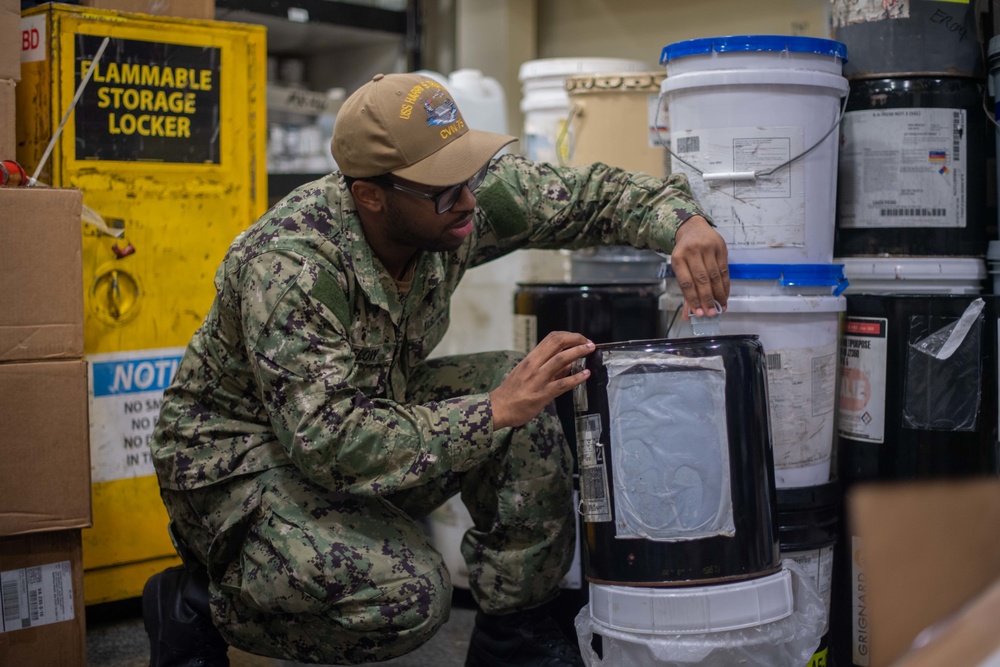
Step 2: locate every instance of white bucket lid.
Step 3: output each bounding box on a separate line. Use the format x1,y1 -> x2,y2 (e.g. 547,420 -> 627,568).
838,257 -> 987,282
518,57 -> 652,82
589,567 -> 793,634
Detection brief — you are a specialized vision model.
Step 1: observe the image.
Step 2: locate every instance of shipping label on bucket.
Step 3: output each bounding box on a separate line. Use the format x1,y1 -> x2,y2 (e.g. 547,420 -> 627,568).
88,347 -> 185,483
782,545 -> 834,633
838,108 -> 967,229
838,318 -> 888,444
575,414 -> 612,522
671,126 -> 806,249
768,344 -> 838,471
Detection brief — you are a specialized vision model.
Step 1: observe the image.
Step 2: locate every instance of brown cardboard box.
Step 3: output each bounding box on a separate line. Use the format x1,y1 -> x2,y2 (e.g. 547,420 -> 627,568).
0,188 -> 84,362
79,0 -> 215,20
0,359 -> 91,537
0,78 -> 13,159
0,0 -> 19,82
0,530 -> 86,666
891,577 -> 1000,667
849,479 -> 1000,667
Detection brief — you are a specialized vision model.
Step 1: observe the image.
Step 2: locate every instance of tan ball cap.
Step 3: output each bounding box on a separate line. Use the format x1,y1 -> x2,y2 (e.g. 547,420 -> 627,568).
331,72 -> 517,187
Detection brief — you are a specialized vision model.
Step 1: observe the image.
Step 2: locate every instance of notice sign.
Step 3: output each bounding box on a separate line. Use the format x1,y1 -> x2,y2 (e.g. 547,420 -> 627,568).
88,347 -> 185,483
74,35 -> 221,163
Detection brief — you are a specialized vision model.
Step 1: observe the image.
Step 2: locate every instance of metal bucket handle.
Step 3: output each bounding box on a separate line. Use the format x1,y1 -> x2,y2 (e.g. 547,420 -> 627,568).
689,300 -> 724,336
654,90 -> 850,185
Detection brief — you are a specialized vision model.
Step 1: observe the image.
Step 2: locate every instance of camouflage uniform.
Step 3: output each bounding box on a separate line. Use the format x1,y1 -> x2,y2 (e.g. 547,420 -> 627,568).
151,153 -> 708,663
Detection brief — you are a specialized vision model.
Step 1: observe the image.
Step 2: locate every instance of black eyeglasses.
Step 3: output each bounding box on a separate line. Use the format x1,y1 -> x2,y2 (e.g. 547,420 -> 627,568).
374,162 -> 490,215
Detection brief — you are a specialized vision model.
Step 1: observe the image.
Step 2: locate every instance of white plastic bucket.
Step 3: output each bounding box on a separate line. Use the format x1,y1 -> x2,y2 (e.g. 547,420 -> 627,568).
989,241 -> 1000,295
837,257 -> 986,295
663,267 -> 847,488
660,36 -> 849,265
518,57 -> 651,164
576,564 -> 825,666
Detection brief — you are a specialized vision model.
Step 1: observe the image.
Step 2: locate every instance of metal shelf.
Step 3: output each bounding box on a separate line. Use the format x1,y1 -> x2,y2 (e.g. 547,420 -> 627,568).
216,0 -> 406,33
215,0 -> 412,57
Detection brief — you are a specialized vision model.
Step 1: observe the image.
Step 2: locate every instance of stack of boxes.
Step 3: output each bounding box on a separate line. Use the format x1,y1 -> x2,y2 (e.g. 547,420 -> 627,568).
0,3 -> 90,657
15,2 -> 267,605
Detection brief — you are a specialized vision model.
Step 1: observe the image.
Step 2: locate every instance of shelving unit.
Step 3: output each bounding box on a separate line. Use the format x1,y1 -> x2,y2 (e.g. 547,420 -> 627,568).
215,0 -> 423,203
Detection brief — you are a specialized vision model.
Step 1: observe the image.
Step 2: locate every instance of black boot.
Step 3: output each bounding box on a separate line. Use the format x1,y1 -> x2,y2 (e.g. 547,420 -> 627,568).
142,565 -> 230,667
465,602 -> 584,667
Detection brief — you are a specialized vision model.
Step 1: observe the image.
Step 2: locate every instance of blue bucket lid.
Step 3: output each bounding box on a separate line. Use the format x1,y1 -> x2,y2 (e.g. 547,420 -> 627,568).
660,35 -> 848,65
728,263 -> 848,293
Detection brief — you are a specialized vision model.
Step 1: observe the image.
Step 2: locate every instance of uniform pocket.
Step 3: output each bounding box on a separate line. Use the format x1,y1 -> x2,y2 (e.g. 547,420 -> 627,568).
234,478 -> 376,614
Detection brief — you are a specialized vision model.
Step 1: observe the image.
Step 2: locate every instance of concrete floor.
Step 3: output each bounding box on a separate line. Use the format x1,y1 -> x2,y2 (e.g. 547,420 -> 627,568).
86,591 -> 478,667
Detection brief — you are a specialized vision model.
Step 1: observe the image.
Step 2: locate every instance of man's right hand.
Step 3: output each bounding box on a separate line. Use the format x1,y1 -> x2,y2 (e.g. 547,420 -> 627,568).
489,331 -> 595,430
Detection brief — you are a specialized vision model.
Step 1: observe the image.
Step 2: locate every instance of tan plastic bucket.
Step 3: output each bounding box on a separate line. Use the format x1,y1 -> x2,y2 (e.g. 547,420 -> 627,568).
565,71 -> 667,177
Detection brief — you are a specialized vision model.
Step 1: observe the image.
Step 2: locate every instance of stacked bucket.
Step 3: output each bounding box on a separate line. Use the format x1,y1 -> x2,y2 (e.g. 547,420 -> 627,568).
831,3 -> 998,667
653,35 -> 850,667
513,56 -> 675,642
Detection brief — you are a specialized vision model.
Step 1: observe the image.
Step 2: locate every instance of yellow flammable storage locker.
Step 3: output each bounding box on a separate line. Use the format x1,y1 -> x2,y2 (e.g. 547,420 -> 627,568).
17,3 -> 267,604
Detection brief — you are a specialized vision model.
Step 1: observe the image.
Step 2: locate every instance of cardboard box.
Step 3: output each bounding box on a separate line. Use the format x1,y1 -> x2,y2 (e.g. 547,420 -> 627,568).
0,530 -> 86,666
0,0 -> 19,82
0,78 -> 12,159
849,479 -> 1000,666
0,359 -> 91,537
891,577 -> 1000,667
0,188 -> 84,362
79,0 -> 215,20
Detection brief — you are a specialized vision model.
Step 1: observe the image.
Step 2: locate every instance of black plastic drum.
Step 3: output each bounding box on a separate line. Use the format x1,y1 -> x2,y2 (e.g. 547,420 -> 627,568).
574,335 -> 779,586
514,281 -> 664,454
838,294 -> 1000,482
835,77 -> 989,257
832,0 -> 983,80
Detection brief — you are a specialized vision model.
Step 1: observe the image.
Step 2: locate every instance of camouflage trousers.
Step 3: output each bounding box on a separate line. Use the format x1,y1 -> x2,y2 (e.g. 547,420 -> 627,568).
160,351 -> 575,664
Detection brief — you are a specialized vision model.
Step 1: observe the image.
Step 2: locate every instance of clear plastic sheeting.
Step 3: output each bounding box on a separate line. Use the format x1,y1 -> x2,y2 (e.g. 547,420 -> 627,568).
575,560 -> 826,667
604,352 -> 733,541
904,298 -> 984,431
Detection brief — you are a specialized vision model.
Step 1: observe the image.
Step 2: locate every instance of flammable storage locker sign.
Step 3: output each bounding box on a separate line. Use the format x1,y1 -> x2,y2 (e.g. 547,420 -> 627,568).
74,34 -> 221,163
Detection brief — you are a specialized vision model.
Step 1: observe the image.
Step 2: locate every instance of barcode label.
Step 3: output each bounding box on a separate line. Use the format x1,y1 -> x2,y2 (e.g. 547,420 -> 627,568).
879,208 -> 947,217
767,353 -> 783,371
953,111 -> 961,162
676,136 -> 700,153
0,561 -> 74,633
579,465 -> 612,522
1,578 -> 26,630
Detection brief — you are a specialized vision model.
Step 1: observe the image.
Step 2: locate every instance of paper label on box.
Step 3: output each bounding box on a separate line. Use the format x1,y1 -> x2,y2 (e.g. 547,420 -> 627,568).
88,347 -> 184,483
0,561 -> 74,633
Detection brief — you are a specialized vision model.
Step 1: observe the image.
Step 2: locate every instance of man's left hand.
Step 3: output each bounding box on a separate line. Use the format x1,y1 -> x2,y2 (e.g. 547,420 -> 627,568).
670,215 -> 729,317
